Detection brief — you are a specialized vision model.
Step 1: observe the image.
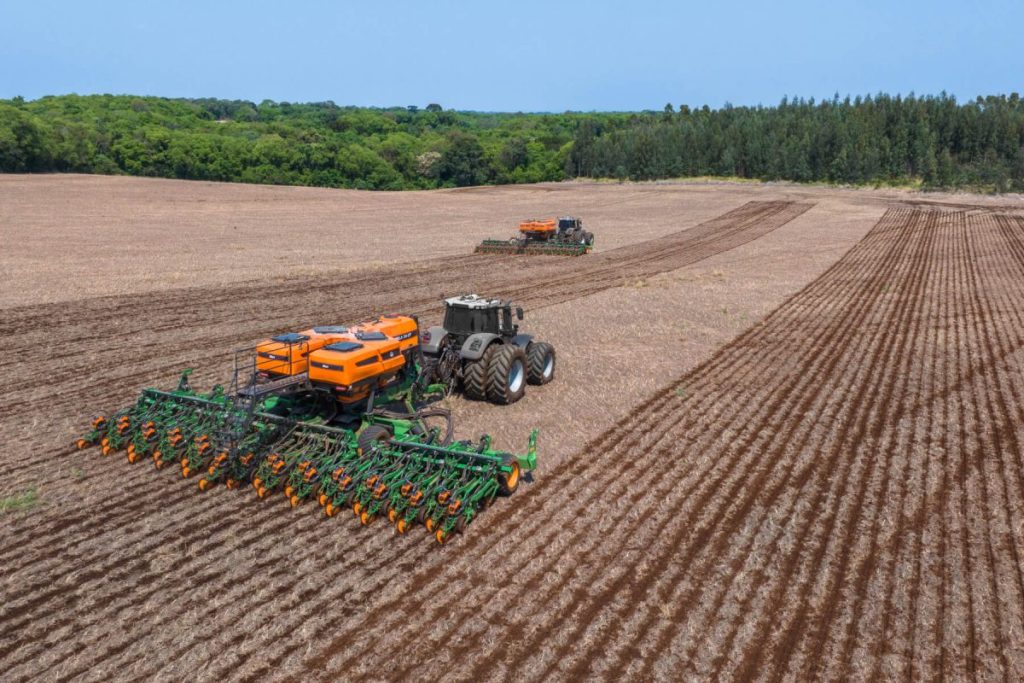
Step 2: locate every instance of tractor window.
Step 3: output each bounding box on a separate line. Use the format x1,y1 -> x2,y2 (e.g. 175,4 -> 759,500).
558,218 -> 576,230
444,306 -> 498,334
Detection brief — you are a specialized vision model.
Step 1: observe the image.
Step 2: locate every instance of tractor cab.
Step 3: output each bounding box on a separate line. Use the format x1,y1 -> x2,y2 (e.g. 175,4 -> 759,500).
557,216 -> 583,233
442,294 -> 522,343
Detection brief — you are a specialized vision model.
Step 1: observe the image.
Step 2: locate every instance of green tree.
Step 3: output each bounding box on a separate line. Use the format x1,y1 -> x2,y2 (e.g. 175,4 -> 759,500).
0,104 -> 52,171
438,131 -> 490,186
499,137 -> 528,171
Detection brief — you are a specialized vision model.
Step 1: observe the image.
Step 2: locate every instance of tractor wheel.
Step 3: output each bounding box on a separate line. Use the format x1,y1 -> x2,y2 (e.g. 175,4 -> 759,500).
496,460 -> 521,495
526,341 -> 556,385
357,425 -> 392,456
486,344 -> 528,405
462,344 -> 496,401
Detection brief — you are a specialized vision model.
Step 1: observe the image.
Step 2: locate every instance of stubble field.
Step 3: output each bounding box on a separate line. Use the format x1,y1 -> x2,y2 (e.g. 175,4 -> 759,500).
1,175 -> 1022,681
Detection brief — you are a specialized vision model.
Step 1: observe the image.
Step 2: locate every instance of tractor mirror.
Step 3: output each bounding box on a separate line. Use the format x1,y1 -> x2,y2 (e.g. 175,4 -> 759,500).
516,307 -> 524,320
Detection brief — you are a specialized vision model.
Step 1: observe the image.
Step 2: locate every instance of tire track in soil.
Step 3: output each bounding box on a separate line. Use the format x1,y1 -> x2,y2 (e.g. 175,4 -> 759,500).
2,198 -> 815,679
302,208 -> 919,679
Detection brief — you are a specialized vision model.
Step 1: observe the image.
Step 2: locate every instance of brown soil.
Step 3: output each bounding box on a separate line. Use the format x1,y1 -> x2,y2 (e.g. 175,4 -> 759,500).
0,174 -> 763,307
1,175 -> 1021,681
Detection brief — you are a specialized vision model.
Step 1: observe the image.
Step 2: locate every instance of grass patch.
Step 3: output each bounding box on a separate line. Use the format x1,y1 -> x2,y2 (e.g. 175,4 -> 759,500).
0,488 -> 38,514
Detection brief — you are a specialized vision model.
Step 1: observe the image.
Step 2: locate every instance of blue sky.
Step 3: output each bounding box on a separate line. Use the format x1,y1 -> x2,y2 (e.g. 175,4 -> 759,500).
1,0 -> 1021,111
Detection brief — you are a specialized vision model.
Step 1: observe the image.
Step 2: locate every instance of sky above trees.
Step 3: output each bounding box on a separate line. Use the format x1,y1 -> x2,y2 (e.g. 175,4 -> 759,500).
2,0 -> 1022,111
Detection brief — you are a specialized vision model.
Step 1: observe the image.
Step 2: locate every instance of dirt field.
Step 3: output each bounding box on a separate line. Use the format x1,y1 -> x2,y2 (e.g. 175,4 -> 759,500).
1,175 -> 1023,681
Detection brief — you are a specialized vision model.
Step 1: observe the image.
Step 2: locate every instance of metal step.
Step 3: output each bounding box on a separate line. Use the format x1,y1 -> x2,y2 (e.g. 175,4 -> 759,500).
238,373 -> 311,398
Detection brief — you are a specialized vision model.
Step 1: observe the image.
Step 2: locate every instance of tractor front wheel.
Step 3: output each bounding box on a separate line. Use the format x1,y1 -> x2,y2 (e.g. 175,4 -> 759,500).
526,341 -> 556,385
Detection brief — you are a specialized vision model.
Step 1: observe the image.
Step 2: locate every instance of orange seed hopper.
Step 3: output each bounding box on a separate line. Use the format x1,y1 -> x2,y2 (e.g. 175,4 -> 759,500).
518,218 -> 557,236
255,326 -> 351,377
307,334 -> 406,404
351,314 -> 419,354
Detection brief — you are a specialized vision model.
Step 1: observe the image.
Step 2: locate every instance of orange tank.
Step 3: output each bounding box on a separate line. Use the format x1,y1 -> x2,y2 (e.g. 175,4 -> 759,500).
519,218 -> 557,235
307,336 -> 406,404
352,315 -> 419,353
255,325 -> 351,376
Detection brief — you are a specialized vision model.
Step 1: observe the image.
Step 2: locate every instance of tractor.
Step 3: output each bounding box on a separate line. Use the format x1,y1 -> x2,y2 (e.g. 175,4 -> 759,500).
476,216 -> 595,255
420,294 -> 556,404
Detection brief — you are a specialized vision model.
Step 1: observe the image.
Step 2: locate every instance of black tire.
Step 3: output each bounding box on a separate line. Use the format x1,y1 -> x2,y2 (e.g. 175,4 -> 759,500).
526,341 -> 556,385
462,344 -> 495,401
357,425 -> 391,455
486,344 -> 528,405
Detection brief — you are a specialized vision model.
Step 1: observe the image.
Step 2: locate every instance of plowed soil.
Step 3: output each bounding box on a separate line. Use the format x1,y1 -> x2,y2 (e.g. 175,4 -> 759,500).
1,175 -> 1022,681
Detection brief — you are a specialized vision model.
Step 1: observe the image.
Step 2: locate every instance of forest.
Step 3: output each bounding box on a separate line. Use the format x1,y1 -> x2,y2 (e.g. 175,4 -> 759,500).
1,93 -> 1022,191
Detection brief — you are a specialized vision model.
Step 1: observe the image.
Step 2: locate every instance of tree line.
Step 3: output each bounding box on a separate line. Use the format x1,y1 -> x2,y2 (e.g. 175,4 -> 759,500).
1,93 -> 1021,191
568,94 -> 1024,192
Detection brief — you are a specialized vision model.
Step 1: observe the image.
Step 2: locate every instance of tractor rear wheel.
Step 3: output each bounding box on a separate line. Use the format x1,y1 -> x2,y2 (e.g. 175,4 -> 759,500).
486,344 -> 528,404
526,341 -> 556,385
462,344 -> 496,401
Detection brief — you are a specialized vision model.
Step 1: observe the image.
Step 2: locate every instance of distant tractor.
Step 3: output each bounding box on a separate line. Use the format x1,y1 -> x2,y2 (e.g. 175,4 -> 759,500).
421,294 -> 556,404
476,216 -> 595,255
